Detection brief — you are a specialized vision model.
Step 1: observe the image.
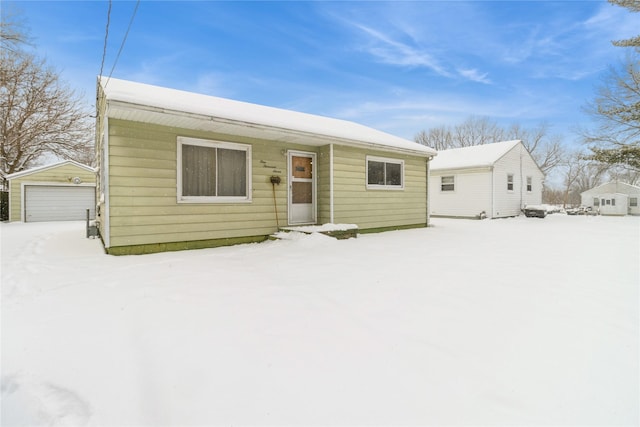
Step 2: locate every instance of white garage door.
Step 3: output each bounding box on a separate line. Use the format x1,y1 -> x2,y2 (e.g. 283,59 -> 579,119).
25,185 -> 96,222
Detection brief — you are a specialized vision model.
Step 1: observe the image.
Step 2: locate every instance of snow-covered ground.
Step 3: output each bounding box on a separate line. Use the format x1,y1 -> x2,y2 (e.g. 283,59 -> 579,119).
1,215 -> 638,426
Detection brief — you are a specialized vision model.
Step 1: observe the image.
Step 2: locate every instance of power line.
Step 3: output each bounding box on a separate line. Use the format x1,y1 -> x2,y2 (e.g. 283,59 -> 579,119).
98,0 -> 112,80
104,0 -> 141,89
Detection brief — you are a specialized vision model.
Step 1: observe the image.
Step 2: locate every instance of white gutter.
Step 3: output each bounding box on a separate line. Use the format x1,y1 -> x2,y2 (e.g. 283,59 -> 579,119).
329,143 -> 334,223
106,101 -> 436,158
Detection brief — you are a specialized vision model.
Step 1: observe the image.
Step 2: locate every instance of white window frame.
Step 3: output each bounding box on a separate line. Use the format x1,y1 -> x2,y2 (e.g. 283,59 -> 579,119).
177,136 -> 252,204
441,175 -> 455,192
526,176 -> 532,192
507,174 -> 514,192
630,197 -> 638,207
366,155 -> 404,190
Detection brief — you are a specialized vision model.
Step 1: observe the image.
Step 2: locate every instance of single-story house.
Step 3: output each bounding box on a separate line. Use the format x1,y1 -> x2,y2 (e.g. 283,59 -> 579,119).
6,160 -> 97,222
580,182 -> 640,216
95,77 -> 437,255
428,140 -> 544,219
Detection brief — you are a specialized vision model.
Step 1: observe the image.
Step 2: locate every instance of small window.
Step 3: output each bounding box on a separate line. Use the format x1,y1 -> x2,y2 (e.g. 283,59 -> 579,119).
602,198 -> 606,206
606,199 -> 611,205
526,176 -> 532,192
441,176 -> 455,192
611,198 -> 616,206
594,198 -> 600,206
366,156 -> 403,189
631,197 -> 638,207
507,174 -> 514,191
177,137 -> 251,203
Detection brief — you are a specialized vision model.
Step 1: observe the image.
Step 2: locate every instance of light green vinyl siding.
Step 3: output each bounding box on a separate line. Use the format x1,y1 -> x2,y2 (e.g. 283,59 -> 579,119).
317,145 -> 332,224
331,145 -> 427,229
8,164 -> 96,221
106,119 -> 318,248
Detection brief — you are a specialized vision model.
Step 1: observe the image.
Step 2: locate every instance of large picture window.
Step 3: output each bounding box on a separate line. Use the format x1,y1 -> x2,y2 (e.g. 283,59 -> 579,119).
177,137 -> 251,203
366,156 -> 403,189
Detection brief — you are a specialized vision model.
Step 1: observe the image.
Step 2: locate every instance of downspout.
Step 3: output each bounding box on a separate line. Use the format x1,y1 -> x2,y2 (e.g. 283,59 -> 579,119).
519,143 -> 524,212
426,156 -> 431,226
103,115 -> 111,249
491,166 -> 495,218
329,143 -> 334,223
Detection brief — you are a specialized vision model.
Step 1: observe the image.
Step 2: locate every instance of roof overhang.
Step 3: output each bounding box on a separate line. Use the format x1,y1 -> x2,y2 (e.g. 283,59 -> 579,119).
105,100 -> 436,158
6,160 -> 96,181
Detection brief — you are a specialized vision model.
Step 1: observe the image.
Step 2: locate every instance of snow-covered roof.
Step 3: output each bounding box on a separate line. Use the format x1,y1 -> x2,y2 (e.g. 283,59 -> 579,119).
6,160 -> 95,180
429,140 -> 522,171
581,181 -> 640,196
99,77 -> 436,157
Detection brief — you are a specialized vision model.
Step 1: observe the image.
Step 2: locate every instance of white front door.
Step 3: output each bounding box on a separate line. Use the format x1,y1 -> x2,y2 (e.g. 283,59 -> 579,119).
288,151 -> 316,225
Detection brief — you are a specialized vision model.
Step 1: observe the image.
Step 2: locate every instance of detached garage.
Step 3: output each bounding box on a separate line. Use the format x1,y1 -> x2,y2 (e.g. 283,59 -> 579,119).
6,161 -> 96,222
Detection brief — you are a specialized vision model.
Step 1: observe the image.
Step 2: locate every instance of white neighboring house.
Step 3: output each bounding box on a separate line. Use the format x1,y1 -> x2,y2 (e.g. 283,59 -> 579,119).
429,140 -> 544,219
580,182 -> 640,216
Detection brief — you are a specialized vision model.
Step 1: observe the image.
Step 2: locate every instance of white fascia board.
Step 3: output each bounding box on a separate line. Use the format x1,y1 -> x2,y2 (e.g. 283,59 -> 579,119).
106,100 -> 436,158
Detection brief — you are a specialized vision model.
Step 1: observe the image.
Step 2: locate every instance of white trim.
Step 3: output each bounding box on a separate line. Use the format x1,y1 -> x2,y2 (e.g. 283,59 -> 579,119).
329,143 -> 334,224
366,155 -> 404,190
440,175 -> 455,192
507,173 -> 515,192
176,136 -> 252,204
20,182 -> 96,222
287,150 -> 317,225
103,116 -> 110,248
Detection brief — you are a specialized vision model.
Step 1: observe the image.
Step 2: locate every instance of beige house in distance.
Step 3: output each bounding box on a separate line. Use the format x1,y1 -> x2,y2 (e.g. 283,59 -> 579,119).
6,160 -> 96,222
95,78 -> 437,255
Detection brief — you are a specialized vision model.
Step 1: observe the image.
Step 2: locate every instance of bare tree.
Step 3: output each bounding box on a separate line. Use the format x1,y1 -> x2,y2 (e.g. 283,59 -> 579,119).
610,0 -> 640,49
580,0 -> 639,171
415,116 -> 566,176
581,57 -> 640,171
0,8 -> 31,53
1,50 -> 93,174
414,126 -> 454,150
453,116 -> 504,147
504,122 -> 565,174
560,151 -> 589,207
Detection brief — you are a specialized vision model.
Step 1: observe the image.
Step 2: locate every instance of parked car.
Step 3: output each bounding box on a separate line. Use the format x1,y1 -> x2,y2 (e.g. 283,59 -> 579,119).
566,206 -> 593,215
523,205 -> 547,218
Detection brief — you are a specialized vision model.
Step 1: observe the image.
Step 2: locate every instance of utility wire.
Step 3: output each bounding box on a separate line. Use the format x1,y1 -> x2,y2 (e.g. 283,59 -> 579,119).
104,0 -> 141,89
98,0 -> 112,81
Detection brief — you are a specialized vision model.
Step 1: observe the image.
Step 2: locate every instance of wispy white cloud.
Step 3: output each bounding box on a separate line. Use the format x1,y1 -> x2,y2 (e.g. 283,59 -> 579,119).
457,68 -> 491,85
350,22 -> 452,78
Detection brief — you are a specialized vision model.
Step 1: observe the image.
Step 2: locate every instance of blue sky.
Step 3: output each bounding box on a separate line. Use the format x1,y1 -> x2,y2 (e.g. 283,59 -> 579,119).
6,0 -> 639,146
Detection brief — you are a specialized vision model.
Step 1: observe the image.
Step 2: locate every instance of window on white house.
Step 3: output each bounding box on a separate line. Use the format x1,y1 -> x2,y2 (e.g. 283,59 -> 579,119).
594,198 -> 600,206
441,176 -> 455,191
178,137 -> 251,203
602,198 -> 606,206
606,199 -> 611,205
366,156 -> 403,189
507,174 -> 514,191
526,176 -> 532,192
631,197 -> 638,207
611,198 -> 616,206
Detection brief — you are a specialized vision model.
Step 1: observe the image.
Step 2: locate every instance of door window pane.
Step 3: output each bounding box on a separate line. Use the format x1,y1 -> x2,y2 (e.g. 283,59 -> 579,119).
292,182 -> 312,204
